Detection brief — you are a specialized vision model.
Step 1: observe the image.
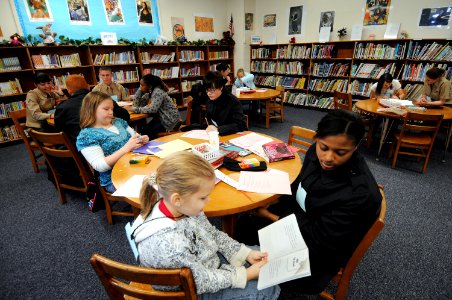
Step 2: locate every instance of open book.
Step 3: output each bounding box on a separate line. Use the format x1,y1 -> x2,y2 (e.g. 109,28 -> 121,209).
257,214 -> 311,290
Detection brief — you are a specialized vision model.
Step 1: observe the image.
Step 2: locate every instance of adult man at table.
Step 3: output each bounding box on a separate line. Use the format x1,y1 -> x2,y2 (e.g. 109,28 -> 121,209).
216,63 -> 232,93
55,75 -> 129,143
92,66 -> 129,102
204,71 -> 247,136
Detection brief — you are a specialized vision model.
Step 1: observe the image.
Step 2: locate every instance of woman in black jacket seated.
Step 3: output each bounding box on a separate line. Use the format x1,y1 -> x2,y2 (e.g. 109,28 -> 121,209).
203,71 -> 247,136
245,109 -> 382,294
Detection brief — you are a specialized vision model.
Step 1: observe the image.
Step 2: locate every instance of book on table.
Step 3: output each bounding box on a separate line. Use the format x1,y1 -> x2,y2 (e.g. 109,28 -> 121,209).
262,141 -> 295,162
257,214 -> 311,290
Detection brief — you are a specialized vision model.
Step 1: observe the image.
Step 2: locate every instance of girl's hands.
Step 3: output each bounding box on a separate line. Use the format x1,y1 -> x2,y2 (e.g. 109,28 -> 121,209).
246,250 -> 268,265
124,135 -> 144,151
245,258 -> 267,281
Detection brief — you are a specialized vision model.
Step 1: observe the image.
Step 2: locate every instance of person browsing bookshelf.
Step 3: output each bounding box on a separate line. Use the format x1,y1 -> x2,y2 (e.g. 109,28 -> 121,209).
248,110 -> 382,294
76,91 -> 149,193
25,73 -> 65,132
414,67 -> 452,107
370,73 -> 406,100
130,151 -> 280,300
234,68 -> 256,89
128,74 -> 181,140
92,66 -> 129,102
203,71 -> 247,136
54,75 -> 130,144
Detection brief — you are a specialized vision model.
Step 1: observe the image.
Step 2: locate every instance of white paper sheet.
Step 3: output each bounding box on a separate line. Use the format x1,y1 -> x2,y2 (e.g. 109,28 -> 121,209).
181,130 -> 210,140
214,169 -> 241,189
238,169 -> 292,195
112,175 -> 146,198
154,139 -> 193,158
351,24 -> 363,40
229,133 -> 273,150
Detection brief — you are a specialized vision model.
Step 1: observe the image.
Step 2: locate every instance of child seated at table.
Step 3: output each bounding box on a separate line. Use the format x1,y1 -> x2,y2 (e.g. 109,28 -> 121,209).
76,91 -> 149,193
131,151 -> 280,299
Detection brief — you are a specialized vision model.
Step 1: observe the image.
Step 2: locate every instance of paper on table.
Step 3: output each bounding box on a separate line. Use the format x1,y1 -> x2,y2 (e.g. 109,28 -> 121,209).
238,169 -> 292,195
214,169 -> 241,189
229,132 -> 273,150
117,101 -> 132,107
256,89 -> 268,92
154,139 -> 193,158
112,175 -> 146,198
181,130 -> 210,140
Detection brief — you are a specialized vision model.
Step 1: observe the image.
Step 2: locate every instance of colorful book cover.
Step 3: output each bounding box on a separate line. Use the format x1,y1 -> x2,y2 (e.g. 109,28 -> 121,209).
262,141 -> 295,163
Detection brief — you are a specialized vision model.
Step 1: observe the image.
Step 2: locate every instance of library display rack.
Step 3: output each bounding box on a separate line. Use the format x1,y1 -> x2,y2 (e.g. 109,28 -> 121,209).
0,44 -> 233,145
250,38 -> 451,110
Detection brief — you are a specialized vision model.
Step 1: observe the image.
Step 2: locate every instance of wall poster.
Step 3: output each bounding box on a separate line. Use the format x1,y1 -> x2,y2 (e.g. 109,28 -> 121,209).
245,13 -> 254,31
363,0 -> 391,26
23,0 -> 53,22
102,0 -> 125,25
419,7 -> 451,27
67,0 -> 91,25
319,11 -> 334,32
171,17 -> 186,41
264,14 -> 276,27
136,0 -> 153,25
288,6 -> 302,35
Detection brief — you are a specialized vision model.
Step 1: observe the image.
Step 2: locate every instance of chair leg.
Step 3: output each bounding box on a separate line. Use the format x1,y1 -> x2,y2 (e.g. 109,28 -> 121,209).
391,143 -> 401,169
265,101 -> 270,129
104,200 -> 113,225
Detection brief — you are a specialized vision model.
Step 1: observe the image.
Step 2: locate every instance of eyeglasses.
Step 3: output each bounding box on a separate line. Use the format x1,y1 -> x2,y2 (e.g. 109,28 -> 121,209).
206,88 -> 220,94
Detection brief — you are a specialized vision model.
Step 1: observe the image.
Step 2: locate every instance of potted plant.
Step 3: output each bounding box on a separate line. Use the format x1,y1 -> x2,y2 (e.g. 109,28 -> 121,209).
337,27 -> 347,40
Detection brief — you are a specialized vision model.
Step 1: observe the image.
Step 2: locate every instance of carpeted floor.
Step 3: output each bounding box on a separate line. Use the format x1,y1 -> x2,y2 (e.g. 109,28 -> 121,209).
0,105 -> 451,299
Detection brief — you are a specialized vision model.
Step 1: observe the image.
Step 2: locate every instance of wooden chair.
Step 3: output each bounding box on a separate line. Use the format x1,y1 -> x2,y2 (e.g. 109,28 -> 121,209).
28,130 -> 91,204
98,183 -> 140,225
389,112 -> 443,173
8,109 -> 45,173
320,187 -> 387,300
184,96 -> 194,126
287,126 -> 315,154
333,91 -> 353,111
261,86 -> 285,128
90,253 -> 198,300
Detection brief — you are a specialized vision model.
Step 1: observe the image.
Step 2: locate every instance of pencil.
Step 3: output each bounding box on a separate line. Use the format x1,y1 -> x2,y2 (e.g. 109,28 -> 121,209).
205,117 -> 209,125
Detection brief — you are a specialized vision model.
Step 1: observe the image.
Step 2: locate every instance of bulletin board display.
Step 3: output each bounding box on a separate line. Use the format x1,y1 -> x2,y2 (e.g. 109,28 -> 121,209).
14,0 -> 161,42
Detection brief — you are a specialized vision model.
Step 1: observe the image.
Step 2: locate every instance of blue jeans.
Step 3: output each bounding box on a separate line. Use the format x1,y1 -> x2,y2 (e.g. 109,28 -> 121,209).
104,183 -> 116,193
199,246 -> 280,300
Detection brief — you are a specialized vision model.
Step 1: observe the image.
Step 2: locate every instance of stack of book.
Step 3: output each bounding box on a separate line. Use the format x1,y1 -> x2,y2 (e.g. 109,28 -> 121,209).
0,79 -> 23,96
181,79 -> 202,92
179,50 -> 205,62
31,54 -> 61,69
0,125 -> 20,142
254,75 -> 276,87
93,51 -> 136,65
311,44 -> 335,59
276,61 -> 307,75
0,57 -> 21,72
112,68 -> 140,82
180,65 -> 200,77
406,42 -> 451,61
251,61 -> 276,73
141,52 -> 175,63
0,101 -> 25,118
251,48 -> 273,59
208,51 -> 229,60
59,53 -> 82,67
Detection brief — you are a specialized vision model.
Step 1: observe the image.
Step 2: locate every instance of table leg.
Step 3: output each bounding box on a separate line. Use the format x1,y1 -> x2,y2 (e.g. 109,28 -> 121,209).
442,121 -> 452,163
222,214 -> 237,238
377,118 -> 396,160
265,101 -> 270,129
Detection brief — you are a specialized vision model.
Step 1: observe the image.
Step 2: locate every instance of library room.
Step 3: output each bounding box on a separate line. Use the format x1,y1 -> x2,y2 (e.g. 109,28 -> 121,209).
0,0 -> 450,299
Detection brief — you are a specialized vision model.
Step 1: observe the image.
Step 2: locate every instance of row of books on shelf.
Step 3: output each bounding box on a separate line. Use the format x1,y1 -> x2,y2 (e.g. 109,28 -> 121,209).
180,66 -> 200,77
0,57 -> 21,72
311,62 -> 349,77
140,52 -> 175,63
209,63 -> 220,72
308,79 -> 348,93
0,79 -> 23,96
276,45 -> 311,59
351,63 -> 396,79
400,63 -> 449,82
275,61 -> 308,75
406,41 -> 451,61
143,67 -> 178,79
53,73 -> 84,89
251,48 -> 273,59
181,79 -> 202,92
349,80 -> 372,97
208,51 -> 229,60
354,43 -> 407,60
311,45 -> 335,59
0,125 -> 20,142
403,84 -> 423,100
179,50 -> 205,62
276,76 -> 306,89
0,101 -> 25,119
251,61 -> 276,73
285,92 -> 335,109
93,51 -> 136,65
112,68 -> 140,82
32,53 -> 82,69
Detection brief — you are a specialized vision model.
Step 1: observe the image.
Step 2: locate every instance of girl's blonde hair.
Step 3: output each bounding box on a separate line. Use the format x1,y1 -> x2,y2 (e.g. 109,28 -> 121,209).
139,151 -> 215,219
80,91 -> 112,129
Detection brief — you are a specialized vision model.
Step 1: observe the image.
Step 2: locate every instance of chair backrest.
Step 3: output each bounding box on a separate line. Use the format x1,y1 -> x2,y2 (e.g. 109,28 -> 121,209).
288,126 -> 316,154
28,130 -> 92,203
333,91 -> 353,111
400,112 -> 443,136
8,109 -> 44,173
90,253 -> 198,300
321,188 -> 387,300
184,96 -> 193,126
275,85 -> 285,104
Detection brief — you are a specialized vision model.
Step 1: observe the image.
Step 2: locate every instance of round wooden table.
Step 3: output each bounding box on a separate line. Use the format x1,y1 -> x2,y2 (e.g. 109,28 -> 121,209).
111,131 -> 302,236
237,89 -> 281,129
355,99 -> 452,160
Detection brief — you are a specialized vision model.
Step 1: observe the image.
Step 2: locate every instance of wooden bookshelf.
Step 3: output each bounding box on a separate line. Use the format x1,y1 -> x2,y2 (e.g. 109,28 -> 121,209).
250,38 -> 451,110
0,44 -> 234,144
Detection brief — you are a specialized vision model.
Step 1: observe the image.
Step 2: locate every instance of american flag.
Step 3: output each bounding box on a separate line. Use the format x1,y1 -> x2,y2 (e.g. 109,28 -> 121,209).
229,14 -> 234,37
